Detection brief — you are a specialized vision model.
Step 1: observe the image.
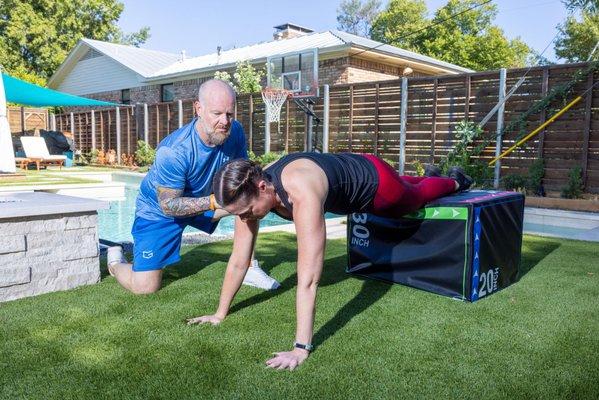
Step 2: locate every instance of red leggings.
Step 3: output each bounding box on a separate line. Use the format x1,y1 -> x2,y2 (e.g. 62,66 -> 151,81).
362,155 -> 457,218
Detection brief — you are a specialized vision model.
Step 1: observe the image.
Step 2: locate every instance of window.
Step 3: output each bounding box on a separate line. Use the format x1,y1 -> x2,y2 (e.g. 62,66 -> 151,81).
121,89 -> 131,104
161,83 -> 174,102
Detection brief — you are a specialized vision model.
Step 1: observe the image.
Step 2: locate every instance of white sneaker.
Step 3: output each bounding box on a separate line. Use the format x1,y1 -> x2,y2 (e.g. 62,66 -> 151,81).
242,260 -> 281,290
107,246 -> 127,267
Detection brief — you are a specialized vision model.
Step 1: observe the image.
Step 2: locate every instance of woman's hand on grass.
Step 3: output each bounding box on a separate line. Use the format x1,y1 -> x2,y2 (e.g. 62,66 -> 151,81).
265,348 -> 309,371
186,314 -> 223,326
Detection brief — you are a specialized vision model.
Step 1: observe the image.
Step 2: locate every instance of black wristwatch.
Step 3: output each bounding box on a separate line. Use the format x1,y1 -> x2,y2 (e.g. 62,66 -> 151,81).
294,342 -> 314,352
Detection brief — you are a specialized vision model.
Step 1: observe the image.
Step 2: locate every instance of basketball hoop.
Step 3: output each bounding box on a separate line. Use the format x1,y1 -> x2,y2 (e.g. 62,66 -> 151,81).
262,87 -> 291,123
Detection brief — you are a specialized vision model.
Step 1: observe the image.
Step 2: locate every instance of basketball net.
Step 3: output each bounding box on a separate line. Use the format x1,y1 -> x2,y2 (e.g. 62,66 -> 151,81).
262,87 -> 291,123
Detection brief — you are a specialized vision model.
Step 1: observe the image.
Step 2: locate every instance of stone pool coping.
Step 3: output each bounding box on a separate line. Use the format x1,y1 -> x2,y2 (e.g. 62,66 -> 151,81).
0,192 -> 109,219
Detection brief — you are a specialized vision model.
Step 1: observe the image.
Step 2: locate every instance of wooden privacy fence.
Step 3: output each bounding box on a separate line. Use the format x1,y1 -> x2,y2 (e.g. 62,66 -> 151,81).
8,106 -> 47,134
55,62 -> 599,193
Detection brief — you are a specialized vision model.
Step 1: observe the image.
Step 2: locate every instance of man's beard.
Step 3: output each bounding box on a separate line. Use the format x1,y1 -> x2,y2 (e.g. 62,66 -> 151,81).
207,129 -> 230,146
198,119 -> 231,146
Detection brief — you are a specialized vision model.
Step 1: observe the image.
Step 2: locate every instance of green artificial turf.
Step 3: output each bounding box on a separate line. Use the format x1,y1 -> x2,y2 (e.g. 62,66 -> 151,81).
0,233 -> 597,400
0,170 -> 101,186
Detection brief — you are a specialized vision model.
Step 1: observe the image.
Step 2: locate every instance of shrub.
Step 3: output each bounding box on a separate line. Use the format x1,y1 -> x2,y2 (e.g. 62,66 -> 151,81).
527,158 -> 545,196
88,149 -> 99,164
412,159 -> 425,176
234,61 -> 264,94
440,120 -> 494,188
561,166 -> 583,199
75,151 -> 89,166
214,61 -> 265,94
503,174 -> 527,192
135,140 -> 156,167
214,71 -> 233,85
248,151 -> 286,166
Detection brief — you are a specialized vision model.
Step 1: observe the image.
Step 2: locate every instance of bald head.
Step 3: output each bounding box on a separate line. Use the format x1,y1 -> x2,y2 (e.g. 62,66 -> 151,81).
194,79 -> 236,146
198,79 -> 236,106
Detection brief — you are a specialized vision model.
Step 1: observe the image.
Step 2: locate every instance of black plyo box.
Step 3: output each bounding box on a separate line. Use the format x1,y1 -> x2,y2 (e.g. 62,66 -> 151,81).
347,191 -> 525,301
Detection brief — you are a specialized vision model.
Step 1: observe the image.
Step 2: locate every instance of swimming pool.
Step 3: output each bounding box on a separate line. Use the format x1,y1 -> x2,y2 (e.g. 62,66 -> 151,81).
97,172 -> 334,242
97,173 -> 599,243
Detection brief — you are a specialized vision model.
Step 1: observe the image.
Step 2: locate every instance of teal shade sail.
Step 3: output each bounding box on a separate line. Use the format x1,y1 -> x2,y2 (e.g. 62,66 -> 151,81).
2,73 -> 118,107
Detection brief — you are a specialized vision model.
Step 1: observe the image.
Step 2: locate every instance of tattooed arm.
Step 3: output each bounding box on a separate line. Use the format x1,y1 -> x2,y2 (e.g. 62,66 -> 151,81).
157,186 -> 214,218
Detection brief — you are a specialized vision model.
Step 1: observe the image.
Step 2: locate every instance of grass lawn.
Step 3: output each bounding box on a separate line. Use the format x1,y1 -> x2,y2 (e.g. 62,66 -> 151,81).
1,233 -> 597,399
0,169 -> 101,187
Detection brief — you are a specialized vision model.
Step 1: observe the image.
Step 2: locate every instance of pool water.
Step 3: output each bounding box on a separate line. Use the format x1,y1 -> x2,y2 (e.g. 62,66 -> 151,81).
523,222 -> 592,239
98,173 -> 596,243
97,173 -> 335,242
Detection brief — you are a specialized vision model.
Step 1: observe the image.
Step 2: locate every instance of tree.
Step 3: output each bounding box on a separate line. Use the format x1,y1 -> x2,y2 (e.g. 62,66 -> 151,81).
562,0 -> 598,13
370,0 -> 428,52
337,0 -> 382,37
0,0 -> 150,84
555,12 -> 599,62
214,61 -> 264,94
555,0 -> 599,62
370,0 -> 532,71
233,61 -> 264,94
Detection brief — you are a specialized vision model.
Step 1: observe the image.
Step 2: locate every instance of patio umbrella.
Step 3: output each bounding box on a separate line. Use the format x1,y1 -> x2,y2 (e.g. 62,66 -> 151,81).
0,71 -> 15,173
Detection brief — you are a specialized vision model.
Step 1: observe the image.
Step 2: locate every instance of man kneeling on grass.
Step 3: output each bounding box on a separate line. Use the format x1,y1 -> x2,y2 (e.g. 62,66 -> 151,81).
106,79 -> 279,294
187,152 -> 471,370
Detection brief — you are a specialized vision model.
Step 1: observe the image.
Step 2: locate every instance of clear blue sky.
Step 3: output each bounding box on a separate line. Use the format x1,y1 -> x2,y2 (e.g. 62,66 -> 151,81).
119,0 -> 568,62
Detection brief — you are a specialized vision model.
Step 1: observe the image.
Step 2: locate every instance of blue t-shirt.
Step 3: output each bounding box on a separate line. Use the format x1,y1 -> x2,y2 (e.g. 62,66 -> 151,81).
135,118 -> 248,221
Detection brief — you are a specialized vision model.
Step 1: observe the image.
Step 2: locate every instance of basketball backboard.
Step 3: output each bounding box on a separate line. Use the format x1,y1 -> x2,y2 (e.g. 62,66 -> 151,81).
266,49 -> 319,98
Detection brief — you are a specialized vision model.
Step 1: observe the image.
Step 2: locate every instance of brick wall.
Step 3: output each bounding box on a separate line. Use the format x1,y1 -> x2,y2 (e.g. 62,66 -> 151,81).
319,57 -> 350,85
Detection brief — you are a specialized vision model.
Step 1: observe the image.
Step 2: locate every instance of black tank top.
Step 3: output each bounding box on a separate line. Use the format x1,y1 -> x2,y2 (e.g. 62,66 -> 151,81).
264,152 -> 378,220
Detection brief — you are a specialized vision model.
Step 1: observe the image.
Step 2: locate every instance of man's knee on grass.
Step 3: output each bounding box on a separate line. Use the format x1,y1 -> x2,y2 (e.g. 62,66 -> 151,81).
130,270 -> 163,295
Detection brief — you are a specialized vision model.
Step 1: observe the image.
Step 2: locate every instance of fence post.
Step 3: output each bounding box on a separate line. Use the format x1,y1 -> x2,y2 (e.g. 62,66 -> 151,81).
178,99 -> 183,128
581,71 -> 593,189
50,113 -> 56,131
430,78 -> 438,163
323,84 -> 330,153
91,110 -> 96,150
143,103 -> 149,143
494,68 -> 507,189
306,103 -> 314,152
156,104 -> 160,144
349,85 -> 354,152
537,67 -> 549,159
374,83 -> 380,156
249,94 -> 254,152
399,77 -> 408,174
265,110 -> 271,154
70,112 -> 76,148
285,100 -> 290,153
135,104 -> 143,143
20,107 -> 25,134
126,107 -> 131,154
116,107 -> 121,164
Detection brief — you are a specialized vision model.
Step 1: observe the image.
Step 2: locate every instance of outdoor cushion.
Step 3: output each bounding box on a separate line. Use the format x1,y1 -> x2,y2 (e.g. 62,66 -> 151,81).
20,136 -> 67,160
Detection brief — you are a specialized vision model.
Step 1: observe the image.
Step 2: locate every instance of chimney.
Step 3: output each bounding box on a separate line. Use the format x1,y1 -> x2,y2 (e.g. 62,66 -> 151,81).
217,46 -> 222,56
273,23 -> 313,40
180,50 -> 186,62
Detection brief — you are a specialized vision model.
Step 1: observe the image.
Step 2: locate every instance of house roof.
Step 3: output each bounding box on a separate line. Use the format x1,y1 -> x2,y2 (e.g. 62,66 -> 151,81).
49,30 -> 473,88
48,38 -> 182,87
148,30 -> 472,80
330,30 -> 474,74
80,39 -> 182,77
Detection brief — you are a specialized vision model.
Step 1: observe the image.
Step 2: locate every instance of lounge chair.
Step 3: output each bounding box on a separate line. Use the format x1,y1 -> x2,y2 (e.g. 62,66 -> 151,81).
20,136 -> 67,170
14,157 -> 31,170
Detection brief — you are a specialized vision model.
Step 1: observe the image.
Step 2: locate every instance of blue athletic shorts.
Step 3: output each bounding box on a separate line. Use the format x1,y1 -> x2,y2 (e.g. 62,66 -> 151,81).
131,211 -> 218,272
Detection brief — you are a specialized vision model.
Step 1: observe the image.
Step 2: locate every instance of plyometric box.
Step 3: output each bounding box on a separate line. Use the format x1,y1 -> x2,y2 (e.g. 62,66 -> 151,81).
347,191 -> 525,302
